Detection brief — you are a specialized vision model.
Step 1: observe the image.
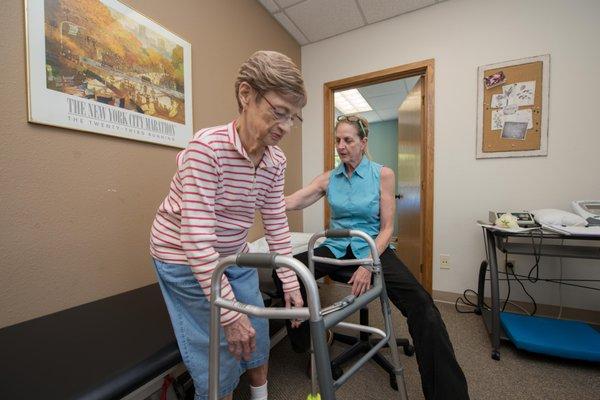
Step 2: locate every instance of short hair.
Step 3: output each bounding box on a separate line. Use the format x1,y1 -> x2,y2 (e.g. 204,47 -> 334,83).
235,50 -> 307,112
335,114 -> 369,140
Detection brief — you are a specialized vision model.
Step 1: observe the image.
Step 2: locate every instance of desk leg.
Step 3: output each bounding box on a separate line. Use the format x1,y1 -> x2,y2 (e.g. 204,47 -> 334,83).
485,230 -> 501,361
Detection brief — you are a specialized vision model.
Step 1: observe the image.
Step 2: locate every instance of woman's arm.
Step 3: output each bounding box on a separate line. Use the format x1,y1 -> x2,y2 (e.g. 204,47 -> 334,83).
285,171 -> 329,211
374,166 -> 396,255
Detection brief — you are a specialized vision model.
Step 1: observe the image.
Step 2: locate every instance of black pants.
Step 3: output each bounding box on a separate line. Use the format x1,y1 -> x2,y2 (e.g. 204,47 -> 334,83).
273,246 -> 469,400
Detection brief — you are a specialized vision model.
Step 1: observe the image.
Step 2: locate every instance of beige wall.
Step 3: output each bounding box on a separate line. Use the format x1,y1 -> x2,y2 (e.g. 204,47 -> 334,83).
301,0 -> 600,311
0,0 -> 303,328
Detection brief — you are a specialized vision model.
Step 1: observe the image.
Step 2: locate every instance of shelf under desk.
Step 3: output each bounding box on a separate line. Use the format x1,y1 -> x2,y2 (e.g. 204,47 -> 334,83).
499,242 -> 600,259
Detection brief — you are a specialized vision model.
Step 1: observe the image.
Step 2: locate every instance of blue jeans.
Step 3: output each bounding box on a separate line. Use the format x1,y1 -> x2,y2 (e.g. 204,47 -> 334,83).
153,259 -> 270,400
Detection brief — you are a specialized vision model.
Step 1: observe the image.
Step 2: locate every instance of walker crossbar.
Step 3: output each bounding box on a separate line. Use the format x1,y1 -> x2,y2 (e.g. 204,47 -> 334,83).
330,322 -> 388,389
311,256 -> 374,268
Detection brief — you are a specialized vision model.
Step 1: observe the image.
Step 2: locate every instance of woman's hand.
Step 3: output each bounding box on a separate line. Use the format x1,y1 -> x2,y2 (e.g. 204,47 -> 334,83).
223,314 -> 256,361
284,288 -> 304,328
348,266 -> 372,296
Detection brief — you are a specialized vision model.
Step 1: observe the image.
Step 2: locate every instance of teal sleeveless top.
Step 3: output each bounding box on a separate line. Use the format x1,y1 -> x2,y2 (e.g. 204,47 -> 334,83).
322,156 -> 382,259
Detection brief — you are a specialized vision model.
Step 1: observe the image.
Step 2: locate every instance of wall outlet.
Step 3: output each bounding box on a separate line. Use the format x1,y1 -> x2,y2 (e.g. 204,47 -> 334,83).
440,254 -> 450,269
506,260 -> 516,270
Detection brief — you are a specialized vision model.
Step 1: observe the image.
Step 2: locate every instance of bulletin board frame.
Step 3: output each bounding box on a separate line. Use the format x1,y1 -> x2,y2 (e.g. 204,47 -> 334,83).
476,55 -> 550,159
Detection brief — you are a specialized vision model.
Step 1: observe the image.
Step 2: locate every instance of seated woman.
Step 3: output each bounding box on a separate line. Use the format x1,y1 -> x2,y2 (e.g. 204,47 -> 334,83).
273,114 -> 470,400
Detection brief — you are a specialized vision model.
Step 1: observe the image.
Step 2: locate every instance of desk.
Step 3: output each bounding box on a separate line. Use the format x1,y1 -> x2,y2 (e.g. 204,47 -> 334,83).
475,226 -> 600,360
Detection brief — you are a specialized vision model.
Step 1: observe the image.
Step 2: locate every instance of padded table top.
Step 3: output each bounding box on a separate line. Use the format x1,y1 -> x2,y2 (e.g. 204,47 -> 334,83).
0,284 -> 181,400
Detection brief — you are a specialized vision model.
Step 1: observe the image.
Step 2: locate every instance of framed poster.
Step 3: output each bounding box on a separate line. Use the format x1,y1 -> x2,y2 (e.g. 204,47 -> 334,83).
476,55 -> 550,159
25,0 -> 193,148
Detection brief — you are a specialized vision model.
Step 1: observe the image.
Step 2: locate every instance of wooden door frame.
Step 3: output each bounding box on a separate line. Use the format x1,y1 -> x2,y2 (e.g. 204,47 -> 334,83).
323,59 -> 435,294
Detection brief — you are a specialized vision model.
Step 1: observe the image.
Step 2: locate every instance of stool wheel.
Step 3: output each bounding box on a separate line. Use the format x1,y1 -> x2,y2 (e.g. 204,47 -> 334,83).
403,344 -> 414,356
331,364 -> 344,380
491,350 -> 500,361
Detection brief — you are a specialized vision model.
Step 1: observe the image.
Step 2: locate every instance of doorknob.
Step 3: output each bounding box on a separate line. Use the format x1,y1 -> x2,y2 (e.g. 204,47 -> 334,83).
395,194 -> 403,199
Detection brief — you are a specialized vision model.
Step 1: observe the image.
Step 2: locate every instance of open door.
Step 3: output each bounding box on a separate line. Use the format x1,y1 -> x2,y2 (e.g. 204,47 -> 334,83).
394,77 -> 423,283
324,60 -> 434,294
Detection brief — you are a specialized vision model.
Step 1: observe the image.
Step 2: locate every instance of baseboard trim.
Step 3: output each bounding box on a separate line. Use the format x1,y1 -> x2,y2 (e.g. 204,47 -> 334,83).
433,290 -> 600,325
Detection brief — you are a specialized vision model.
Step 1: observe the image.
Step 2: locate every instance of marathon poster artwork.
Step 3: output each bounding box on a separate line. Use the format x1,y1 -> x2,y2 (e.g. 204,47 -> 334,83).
26,0 -> 193,148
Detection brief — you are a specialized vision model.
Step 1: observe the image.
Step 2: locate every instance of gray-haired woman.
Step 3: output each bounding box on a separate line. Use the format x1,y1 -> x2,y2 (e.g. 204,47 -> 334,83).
150,51 -> 306,400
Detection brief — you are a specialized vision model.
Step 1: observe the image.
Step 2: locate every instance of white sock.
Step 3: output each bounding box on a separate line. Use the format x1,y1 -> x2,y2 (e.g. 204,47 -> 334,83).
250,380 -> 268,400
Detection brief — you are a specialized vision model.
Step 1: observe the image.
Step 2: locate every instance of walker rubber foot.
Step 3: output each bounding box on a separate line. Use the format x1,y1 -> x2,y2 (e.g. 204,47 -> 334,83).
306,393 -> 321,400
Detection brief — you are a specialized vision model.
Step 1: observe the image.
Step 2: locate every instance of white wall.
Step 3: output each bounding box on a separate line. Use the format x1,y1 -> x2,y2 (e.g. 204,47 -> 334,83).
300,0 -> 600,311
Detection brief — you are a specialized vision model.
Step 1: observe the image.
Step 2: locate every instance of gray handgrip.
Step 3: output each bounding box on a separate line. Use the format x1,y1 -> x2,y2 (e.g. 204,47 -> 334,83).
324,229 -> 351,238
236,253 -> 280,268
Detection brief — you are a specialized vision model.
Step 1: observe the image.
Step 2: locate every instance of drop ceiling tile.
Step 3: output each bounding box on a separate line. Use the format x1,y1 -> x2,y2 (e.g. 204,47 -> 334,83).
286,0 -> 365,42
364,92 -> 408,110
273,12 -> 309,45
258,0 -> 281,13
403,76 -> 421,92
357,0 -> 436,24
359,80 -> 407,98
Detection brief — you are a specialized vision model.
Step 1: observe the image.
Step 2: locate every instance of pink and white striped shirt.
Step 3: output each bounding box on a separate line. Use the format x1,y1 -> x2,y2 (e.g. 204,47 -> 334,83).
150,121 -> 299,325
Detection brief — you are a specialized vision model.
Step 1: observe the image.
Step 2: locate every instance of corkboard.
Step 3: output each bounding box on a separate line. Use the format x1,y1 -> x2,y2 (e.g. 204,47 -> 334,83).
476,55 -> 550,159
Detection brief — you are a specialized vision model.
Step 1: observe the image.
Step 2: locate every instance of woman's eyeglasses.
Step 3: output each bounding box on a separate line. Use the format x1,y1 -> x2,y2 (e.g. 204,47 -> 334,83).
337,115 -> 367,137
260,93 -> 303,127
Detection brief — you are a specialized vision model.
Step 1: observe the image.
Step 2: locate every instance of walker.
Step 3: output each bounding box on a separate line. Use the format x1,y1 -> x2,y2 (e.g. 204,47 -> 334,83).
208,229 -> 408,400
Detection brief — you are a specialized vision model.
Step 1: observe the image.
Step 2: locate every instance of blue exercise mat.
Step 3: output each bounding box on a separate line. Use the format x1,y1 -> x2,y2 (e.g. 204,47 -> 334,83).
500,312 -> 600,362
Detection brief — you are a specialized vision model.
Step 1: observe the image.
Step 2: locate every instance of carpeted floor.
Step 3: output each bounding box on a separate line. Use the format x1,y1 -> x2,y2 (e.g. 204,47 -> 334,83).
233,284 -> 599,399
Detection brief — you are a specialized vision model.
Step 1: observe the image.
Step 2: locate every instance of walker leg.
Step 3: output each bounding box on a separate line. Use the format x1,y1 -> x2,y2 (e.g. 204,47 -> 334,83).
381,294 -> 409,400
309,338 -> 319,398
310,319 -> 336,400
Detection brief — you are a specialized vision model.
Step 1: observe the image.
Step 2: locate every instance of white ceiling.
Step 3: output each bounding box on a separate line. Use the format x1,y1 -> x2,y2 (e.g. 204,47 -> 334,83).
258,0 -> 447,45
335,76 -> 420,123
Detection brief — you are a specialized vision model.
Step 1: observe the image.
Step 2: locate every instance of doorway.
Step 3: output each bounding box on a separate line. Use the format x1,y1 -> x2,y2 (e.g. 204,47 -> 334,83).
323,60 -> 435,293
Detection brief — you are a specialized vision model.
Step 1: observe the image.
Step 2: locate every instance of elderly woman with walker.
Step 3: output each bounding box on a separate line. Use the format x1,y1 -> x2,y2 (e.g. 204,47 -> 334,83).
150,50 -> 306,400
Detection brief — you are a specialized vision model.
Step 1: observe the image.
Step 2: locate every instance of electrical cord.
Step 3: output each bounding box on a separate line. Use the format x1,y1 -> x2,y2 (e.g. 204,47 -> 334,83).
455,273 -> 537,315
526,229 -> 544,283
509,263 -> 537,315
455,289 -> 486,314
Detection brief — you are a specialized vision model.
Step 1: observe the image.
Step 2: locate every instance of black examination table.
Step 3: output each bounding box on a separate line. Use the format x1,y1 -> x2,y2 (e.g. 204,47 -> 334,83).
0,284 -> 181,400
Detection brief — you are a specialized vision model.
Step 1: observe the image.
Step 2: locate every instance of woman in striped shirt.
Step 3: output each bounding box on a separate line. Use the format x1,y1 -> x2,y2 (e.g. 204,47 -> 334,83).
150,51 -> 306,400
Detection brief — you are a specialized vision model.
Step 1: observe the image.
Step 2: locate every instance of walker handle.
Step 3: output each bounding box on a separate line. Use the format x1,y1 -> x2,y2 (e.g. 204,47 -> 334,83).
235,253 -> 279,268
324,229 -> 351,238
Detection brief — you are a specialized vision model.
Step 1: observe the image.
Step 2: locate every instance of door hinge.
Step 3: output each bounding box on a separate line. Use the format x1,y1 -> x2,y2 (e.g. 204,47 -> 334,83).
420,263 -> 424,273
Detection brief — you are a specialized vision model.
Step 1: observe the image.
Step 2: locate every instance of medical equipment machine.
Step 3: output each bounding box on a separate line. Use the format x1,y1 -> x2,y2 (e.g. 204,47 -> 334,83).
489,211 -> 537,227
208,230 -> 408,400
572,200 -> 600,226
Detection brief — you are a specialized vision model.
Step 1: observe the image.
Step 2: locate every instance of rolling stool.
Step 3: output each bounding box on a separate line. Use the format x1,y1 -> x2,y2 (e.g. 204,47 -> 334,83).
324,268 -> 414,390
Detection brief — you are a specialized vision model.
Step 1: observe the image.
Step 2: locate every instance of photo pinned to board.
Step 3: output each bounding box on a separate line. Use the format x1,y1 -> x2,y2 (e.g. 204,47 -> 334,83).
491,109 -> 533,131
484,71 -> 506,89
501,121 -> 528,140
